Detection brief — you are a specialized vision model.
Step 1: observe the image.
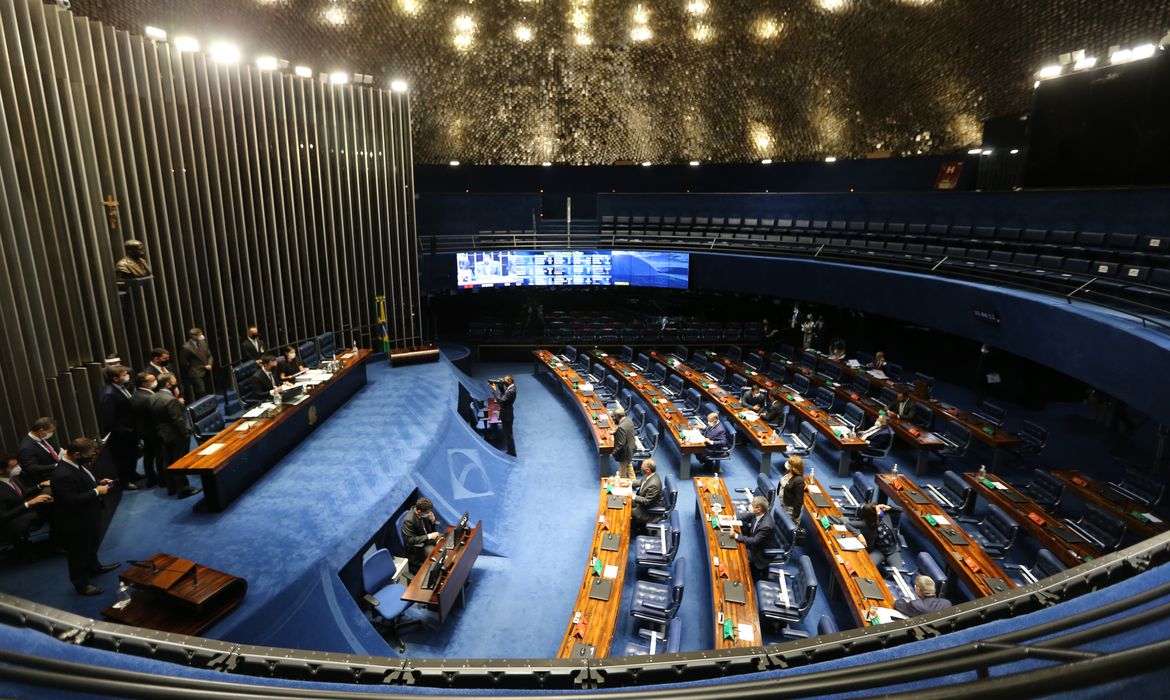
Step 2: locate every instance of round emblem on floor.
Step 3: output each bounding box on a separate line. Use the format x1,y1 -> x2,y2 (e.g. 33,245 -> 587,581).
308,405 -> 318,426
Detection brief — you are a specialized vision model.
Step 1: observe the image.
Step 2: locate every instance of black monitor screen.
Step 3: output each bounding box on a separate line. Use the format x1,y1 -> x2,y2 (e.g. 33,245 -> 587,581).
455,250 -> 689,289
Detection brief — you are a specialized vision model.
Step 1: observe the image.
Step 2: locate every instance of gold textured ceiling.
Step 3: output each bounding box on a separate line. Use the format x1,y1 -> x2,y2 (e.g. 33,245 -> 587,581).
75,0 -> 1170,165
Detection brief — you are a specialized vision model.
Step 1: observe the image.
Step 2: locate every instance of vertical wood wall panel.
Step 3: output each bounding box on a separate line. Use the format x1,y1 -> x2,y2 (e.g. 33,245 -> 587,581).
0,0 -> 420,453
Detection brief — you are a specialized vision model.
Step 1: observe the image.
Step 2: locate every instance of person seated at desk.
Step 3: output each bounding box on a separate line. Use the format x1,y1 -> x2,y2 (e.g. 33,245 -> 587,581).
776,455 -> 806,521
867,352 -> 888,371
892,392 -> 912,418
278,347 -> 306,383
894,575 -> 952,617
827,338 -> 846,361
0,454 -> 53,549
852,413 -> 894,467
630,459 -> 663,534
736,495 -> 776,581
16,417 -> 61,486
762,391 -> 787,426
849,503 -> 905,569
244,355 -> 293,404
741,385 -> 767,411
697,412 -> 730,470
401,497 -> 441,575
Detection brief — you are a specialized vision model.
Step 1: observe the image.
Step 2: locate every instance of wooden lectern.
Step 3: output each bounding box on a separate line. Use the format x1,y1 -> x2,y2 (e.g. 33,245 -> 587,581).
101,553 -> 247,636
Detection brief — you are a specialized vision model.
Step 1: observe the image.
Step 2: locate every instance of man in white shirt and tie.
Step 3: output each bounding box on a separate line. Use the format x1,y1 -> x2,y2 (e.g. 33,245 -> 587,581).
50,438 -> 118,595
735,496 -> 777,581
16,417 -> 61,485
240,326 -> 266,362
0,455 -> 52,549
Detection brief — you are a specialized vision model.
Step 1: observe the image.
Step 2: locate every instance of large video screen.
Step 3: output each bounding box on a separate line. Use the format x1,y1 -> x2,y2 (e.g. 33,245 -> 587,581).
455,250 -> 689,289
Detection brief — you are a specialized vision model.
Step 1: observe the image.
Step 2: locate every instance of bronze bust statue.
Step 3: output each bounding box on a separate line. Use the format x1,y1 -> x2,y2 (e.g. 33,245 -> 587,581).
115,239 -> 152,279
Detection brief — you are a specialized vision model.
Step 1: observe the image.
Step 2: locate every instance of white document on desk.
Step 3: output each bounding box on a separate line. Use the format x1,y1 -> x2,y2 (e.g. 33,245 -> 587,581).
682,429 -> 704,443
603,564 -> 618,579
242,403 -> 274,418
932,514 -> 951,525
874,607 -> 908,624
198,443 -> 225,456
717,516 -> 742,528
1145,513 -> 1164,523
737,624 -> 755,642
869,370 -> 889,380
234,420 -> 257,432
611,486 -> 634,497
808,484 -> 823,494
837,536 -> 866,552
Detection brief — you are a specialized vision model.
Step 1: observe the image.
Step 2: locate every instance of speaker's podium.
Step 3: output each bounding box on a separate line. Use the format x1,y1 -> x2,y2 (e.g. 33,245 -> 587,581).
402,521 -> 483,623
101,553 -> 247,636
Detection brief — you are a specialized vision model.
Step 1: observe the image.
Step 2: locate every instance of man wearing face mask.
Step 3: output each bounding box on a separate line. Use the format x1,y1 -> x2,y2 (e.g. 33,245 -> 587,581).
0,454 -> 53,549
278,346 -> 305,383
51,437 -> 118,595
97,365 -> 141,490
130,372 -> 162,488
152,373 -> 201,499
240,326 -> 265,362
180,327 -> 214,399
16,417 -> 61,485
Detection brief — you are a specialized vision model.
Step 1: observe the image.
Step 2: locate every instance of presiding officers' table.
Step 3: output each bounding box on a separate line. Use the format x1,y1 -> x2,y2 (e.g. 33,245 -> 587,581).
533,349 -> 616,476
963,471 -> 1102,568
693,476 -> 762,648
649,350 -> 787,475
875,474 -> 1016,598
1051,470 -> 1167,540
558,477 -> 632,659
169,349 -> 371,511
802,474 -> 897,627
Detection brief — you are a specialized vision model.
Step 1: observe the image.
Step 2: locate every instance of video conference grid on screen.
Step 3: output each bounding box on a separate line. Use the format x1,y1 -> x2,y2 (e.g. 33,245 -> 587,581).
456,250 -> 689,289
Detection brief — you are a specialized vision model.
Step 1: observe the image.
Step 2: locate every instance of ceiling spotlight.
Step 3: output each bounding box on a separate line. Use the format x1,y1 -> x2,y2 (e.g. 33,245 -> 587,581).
1111,48 -> 1133,64
144,26 -> 167,42
294,65 -> 313,78
329,71 -> 349,85
686,0 -> 709,15
755,18 -> 782,40
967,148 -> 983,155
390,79 -> 409,92
255,56 -> 279,71
641,161 -> 652,167
631,26 -> 652,42
633,4 -> 649,24
1074,56 -> 1097,70
575,33 -> 593,46
453,14 -> 475,32
541,162 -> 552,167
1037,65 -> 1062,79
449,160 -> 460,166
1133,43 -> 1157,59
981,149 -> 993,155
173,36 -> 199,52
761,158 -> 772,164
1010,149 -> 1020,155
514,24 -> 533,42
323,6 -> 346,25
817,0 -> 848,12
398,0 -> 420,15
691,23 -> 713,42
824,156 -> 837,163
689,160 -> 700,166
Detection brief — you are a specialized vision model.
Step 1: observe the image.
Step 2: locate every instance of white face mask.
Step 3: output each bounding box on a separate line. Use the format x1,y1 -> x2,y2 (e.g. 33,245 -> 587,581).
8,466 -> 21,478
287,353 -> 296,360
198,335 -> 206,342
149,381 -> 159,390
41,431 -> 54,440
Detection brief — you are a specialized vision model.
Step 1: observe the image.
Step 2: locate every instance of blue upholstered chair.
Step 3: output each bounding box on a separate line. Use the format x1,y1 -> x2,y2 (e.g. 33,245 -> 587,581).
635,510 -> 681,576
933,470 -> 975,515
1073,506 -> 1127,550
1016,469 -> 1065,510
621,617 -> 682,657
968,504 -> 1019,558
833,472 -> 874,517
647,472 -> 677,520
1006,548 -> 1068,585
679,387 -> 703,417
360,548 -> 415,653
317,331 -> 337,359
631,557 -> 686,629
188,396 -> 225,442
784,422 -> 818,458
756,554 -> 817,638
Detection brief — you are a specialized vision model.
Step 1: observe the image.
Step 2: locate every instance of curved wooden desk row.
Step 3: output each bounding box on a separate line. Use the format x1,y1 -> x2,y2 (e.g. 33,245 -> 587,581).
801,475 -> 897,627
170,349 -> 371,511
558,478 -> 632,659
693,477 -> 762,649
647,350 -> 787,475
1051,470 -> 1167,540
588,351 -> 708,457
533,349 -> 616,476
711,352 -> 867,477
963,472 -> 1102,567
874,474 -> 1016,598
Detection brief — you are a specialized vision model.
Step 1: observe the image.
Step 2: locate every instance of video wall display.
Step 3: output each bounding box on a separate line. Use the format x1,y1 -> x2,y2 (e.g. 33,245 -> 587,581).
456,250 -> 689,289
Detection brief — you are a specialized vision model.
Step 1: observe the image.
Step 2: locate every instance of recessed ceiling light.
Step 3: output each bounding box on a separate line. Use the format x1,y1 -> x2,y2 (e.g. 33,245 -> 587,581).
1111,48 -> 1133,64
144,26 -> 167,42
641,161 -> 651,167
390,79 -> 409,92
1010,149 -> 1020,155
294,65 -> 313,78
575,33 -> 593,46
967,148 -> 983,155
256,56 -> 279,71
449,160 -> 460,166
824,156 -> 837,162
761,158 -> 772,164
541,162 -> 552,167
1133,43 -> 1157,59
174,36 -> 199,52
1074,56 -> 1097,70
514,24 -> 533,42
1037,65 -> 1062,79
689,160 -> 700,166
631,26 -> 652,42
330,72 -> 349,85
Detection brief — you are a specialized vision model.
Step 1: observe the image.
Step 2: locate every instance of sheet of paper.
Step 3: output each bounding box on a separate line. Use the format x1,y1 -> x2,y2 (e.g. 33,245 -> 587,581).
837,536 -> 865,551
737,624 -> 755,642
742,411 -> 759,422
682,429 -> 705,443
846,359 -> 861,368
832,524 -> 848,532
869,370 -> 888,380
932,514 -> 950,525
611,486 -> 634,497
234,420 -> 257,432
198,443 -> 225,456
874,606 -> 908,624
808,484 -> 823,494
242,404 -> 273,419
603,564 -> 618,579
717,516 -> 742,527
1145,513 -> 1164,524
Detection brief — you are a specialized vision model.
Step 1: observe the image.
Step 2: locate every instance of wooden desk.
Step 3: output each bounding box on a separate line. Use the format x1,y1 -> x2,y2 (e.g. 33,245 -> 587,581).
557,478 -> 632,659
1052,470 -> 1167,540
170,349 -> 371,511
101,553 -> 247,636
802,475 -> 897,627
533,349 -> 616,477
874,474 -> 1016,598
589,352 -> 707,477
402,521 -> 484,624
649,350 -> 787,474
693,476 -> 762,649
963,472 -> 1101,567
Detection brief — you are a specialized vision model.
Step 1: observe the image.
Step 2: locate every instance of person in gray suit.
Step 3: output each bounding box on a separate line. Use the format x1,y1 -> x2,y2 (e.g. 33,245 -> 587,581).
611,405 -> 637,479
630,458 -> 663,533
179,327 -> 214,399
894,576 -> 952,617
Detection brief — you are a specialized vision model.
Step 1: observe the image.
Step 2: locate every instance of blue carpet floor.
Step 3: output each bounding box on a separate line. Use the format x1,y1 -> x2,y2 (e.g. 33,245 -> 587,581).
0,350 -> 1161,660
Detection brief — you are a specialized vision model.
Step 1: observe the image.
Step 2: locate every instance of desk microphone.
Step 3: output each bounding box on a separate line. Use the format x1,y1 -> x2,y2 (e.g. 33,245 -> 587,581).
126,559 -> 157,572
126,559 -> 199,588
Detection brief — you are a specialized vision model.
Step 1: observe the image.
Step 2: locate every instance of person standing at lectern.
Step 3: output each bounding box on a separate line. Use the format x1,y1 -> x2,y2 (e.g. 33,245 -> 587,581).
401,497 -> 441,575
490,375 -> 517,457
180,327 -> 214,399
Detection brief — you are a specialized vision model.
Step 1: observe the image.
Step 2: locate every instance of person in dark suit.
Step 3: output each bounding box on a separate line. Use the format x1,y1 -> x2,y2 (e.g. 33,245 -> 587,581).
850,503 -> 905,569
893,392 -> 913,418
151,374 -> 201,499
630,459 -> 664,533
762,391 -> 787,427
179,327 -> 214,399
240,326 -> 265,362
867,351 -> 888,371
490,375 -> 517,457
697,412 -> 730,469
894,575 -> 952,617
778,455 -> 806,521
51,437 -> 118,595
400,497 -> 440,575
143,347 -> 171,382
16,417 -> 61,485
129,371 -> 162,488
278,347 -> 306,383
611,405 -> 637,479
245,355 -> 287,404
741,385 -> 767,411
96,365 -> 141,490
735,495 -> 776,581
0,455 -> 53,548
854,413 -> 894,467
